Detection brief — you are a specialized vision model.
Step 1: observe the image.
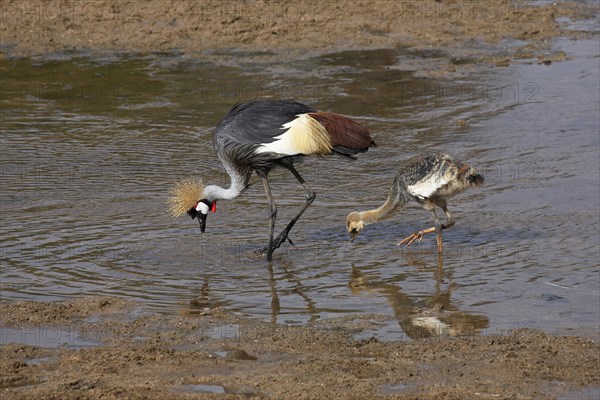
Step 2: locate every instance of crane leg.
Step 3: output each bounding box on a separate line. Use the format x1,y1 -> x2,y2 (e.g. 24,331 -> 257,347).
441,204 -> 455,229
276,164 -> 316,243
257,164 -> 315,257
435,204 -> 455,254
435,215 -> 443,254
260,174 -> 277,261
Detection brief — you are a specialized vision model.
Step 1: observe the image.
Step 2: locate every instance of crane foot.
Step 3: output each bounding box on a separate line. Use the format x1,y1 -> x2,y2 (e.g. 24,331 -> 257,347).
397,227 -> 436,247
256,231 -> 293,256
397,232 -> 424,247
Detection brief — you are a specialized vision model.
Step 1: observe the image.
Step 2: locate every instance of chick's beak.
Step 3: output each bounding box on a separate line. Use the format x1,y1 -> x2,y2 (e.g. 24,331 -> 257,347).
350,229 -> 359,242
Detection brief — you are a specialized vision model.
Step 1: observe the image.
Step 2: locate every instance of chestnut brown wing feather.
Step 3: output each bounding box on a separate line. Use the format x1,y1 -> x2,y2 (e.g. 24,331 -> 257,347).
308,112 -> 375,155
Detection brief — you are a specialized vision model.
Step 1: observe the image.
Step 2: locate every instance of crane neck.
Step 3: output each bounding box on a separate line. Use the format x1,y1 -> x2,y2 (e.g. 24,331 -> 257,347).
204,162 -> 249,201
359,181 -> 407,225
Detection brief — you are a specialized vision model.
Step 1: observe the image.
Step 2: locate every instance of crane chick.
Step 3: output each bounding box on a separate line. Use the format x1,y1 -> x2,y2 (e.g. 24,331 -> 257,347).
346,153 -> 484,253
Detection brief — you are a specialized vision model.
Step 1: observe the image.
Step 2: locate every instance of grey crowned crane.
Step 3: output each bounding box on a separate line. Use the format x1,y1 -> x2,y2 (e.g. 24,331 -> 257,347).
346,153 -> 484,253
169,99 -> 375,261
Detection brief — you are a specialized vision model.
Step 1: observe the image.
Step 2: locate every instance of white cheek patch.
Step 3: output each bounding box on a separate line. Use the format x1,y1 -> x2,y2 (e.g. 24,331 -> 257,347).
196,202 -> 209,214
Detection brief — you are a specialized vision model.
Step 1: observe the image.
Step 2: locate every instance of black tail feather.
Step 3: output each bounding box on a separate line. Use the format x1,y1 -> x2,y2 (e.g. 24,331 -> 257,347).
332,145 -> 368,159
467,174 -> 484,186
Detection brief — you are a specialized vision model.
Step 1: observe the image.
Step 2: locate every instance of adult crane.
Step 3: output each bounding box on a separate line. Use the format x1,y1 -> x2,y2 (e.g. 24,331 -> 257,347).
346,153 -> 483,253
169,99 -> 376,261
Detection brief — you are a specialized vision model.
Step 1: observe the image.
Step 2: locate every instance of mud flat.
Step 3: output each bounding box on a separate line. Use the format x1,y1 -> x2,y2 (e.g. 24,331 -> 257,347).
0,0 -> 596,70
0,297 -> 598,399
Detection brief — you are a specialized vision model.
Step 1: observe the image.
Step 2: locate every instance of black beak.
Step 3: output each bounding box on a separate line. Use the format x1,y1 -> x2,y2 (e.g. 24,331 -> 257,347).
350,229 -> 359,243
199,213 -> 207,233
187,207 -> 207,233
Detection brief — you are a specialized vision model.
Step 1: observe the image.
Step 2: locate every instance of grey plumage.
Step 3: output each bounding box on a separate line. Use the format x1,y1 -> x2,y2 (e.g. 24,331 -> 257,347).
213,100 -> 315,190
215,99 -> 315,147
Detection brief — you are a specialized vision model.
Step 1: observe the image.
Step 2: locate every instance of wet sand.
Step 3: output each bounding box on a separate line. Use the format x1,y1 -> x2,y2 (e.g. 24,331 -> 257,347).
1,1 -> 599,399
0,0 -> 595,69
1,297 -> 599,399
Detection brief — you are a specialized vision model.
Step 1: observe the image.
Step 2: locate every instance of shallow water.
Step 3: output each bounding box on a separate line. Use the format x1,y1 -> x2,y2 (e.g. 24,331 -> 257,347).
1,36 -> 598,339
0,326 -> 100,349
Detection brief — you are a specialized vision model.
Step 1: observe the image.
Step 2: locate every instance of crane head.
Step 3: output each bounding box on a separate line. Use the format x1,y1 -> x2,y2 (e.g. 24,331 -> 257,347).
187,199 -> 217,233
346,212 -> 364,242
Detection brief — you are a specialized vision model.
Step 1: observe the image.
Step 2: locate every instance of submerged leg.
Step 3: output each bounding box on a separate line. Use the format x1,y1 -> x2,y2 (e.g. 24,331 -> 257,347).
435,220 -> 443,254
259,164 -> 315,256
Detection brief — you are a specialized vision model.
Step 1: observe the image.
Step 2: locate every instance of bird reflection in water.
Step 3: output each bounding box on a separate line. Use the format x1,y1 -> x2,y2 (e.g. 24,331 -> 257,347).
267,258 -> 319,325
349,255 -> 488,339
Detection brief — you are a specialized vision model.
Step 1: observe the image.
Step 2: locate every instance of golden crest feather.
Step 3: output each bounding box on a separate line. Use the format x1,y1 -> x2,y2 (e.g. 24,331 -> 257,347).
167,177 -> 204,218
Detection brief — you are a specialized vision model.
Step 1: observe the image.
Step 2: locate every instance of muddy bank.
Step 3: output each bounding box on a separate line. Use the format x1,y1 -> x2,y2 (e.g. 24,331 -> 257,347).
1,297 -> 599,399
0,0 -> 596,67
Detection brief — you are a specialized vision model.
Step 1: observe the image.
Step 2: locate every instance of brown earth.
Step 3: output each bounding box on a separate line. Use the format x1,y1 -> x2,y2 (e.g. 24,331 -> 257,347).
1,297 -> 599,399
0,0 -> 596,68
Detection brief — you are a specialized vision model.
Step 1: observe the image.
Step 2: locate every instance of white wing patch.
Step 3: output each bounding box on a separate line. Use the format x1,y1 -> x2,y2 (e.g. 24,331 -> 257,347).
407,173 -> 448,199
254,114 -> 331,156
254,119 -> 299,156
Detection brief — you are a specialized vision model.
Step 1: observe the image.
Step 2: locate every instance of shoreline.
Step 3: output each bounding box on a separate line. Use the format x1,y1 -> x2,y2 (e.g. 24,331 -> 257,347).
1,296 -> 599,399
1,1 -> 596,68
